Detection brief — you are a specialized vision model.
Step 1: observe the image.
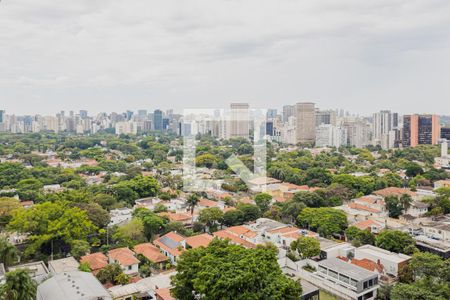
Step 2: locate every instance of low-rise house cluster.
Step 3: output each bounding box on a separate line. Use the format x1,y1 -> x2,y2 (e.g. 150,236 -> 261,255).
408,215 -> 450,258
153,232 -> 213,264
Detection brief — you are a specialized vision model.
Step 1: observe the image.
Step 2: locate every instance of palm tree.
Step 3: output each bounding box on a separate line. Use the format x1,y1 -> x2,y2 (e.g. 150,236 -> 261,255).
0,269 -> 37,300
400,194 -> 413,212
0,238 -> 18,267
186,194 -> 200,215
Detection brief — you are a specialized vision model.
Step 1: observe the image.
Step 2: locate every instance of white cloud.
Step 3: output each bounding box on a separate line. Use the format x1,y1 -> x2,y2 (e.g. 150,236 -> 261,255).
0,0 -> 450,114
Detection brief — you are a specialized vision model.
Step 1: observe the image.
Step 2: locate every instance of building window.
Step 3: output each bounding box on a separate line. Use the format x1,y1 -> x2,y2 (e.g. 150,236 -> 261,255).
350,279 -> 358,287
363,291 -> 374,299
329,270 -> 338,279
339,274 -> 350,284
363,281 -> 368,289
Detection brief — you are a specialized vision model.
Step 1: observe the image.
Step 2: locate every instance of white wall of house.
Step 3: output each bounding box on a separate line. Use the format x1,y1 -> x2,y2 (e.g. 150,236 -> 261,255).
122,263 -> 139,275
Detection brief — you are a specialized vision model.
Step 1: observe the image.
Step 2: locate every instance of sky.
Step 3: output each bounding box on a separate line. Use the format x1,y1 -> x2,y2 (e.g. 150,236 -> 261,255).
1,0 -> 450,116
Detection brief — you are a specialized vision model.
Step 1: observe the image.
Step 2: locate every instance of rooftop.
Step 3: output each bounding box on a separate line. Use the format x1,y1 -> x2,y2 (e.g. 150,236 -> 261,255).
8,261 -> 49,280
353,219 -> 383,231
356,245 -> 411,263
134,243 -> 168,263
48,257 -> 80,274
414,235 -> 450,251
185,233 -> 214,248
155,288 -> 174,300
153,232 -> 185,256
213,230 -> 256,248
319,258 -> 378,281
108,247 -> 140,266
348,203 -> 381,213
226,225 -> 258,238
198,198 -> 219,207
373,187 -> 416,198
37,271 -> 111,300
80,252 -> 108,271
158,212 -> 192,222
248,177 -> 281,185
108,271 -> 175,298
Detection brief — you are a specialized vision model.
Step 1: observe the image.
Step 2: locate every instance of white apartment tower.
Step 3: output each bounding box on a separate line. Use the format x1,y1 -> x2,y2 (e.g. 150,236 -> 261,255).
229,103 -> 250,139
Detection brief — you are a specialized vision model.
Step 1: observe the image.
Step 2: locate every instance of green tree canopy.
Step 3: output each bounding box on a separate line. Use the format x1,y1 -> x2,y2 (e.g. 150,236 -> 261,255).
8,201 -> 97,257
375,230 -> 415,254
297,207 -> 347,238
254,193 -> 272,213
290,237 -> 320,259
171,239 -> 302,300
0,269 -> 37,300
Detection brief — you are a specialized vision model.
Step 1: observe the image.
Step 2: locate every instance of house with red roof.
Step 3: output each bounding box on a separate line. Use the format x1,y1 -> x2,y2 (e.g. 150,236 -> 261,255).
213,229 -> 256,248
107,247 -> 140,275
158,212 -> 193,225
197,198 -> 221,210
353,219 -> 385,234
80,252 -> 108,275
153,232 -> 185,265
184,233 -> 214,249
153,232 -> 214,265
134,243 -> 169,269
372,187 -> 417,199
265,226 -> 319,248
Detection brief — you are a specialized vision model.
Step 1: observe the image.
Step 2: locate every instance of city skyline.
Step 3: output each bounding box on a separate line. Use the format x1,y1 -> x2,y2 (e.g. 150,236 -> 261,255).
2,1 -> 450,115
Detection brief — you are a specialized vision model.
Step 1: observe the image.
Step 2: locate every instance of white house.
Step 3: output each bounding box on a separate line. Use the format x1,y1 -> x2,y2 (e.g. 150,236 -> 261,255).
107,247 -> 139,276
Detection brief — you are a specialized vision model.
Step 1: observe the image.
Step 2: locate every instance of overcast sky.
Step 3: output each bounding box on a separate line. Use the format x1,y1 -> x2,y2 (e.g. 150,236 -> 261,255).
1,0 -> 450,116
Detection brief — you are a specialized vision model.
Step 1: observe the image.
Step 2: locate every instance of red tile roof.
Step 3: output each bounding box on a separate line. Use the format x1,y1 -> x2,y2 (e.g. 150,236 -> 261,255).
337,256 -> 384,273
373,187 -> 416,198
348,203 -> 381,213
158,212 -> 192,222
134,243 -> 168,263
80,252 -> 108,271
226,226 -> 257,238
185,233 -> 213,248
248,177 -> 281,185
198,198 -> 219,207
155,288 -> 174,300
267,226 -> 299,234
153,232 -> 185,257
355,196 -> 384,205
213,230 -> 256,248
353,219 -> 383,231
351,258 -> 384,273
108,247 -> 139,266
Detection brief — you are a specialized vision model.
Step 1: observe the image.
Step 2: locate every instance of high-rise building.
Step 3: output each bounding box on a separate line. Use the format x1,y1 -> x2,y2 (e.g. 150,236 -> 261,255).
402,114 -> 440,147
316,110 -> 337,126
295,102 -> 316,144
229,103 -> 249,139
137,110 -> 148,121
441,127 -> 450,140
315,124 -> 347,148
342,118 -> 371,148
282,105 -> 295,123
153,109 -> 163,131
115,121 -> 138,135
372,110 -> 399,149
266,121 -> 274,136
163,118 -> 170,130
0,110 -> 5,123
79,110 -> 88,119
267,109 -> 277,119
